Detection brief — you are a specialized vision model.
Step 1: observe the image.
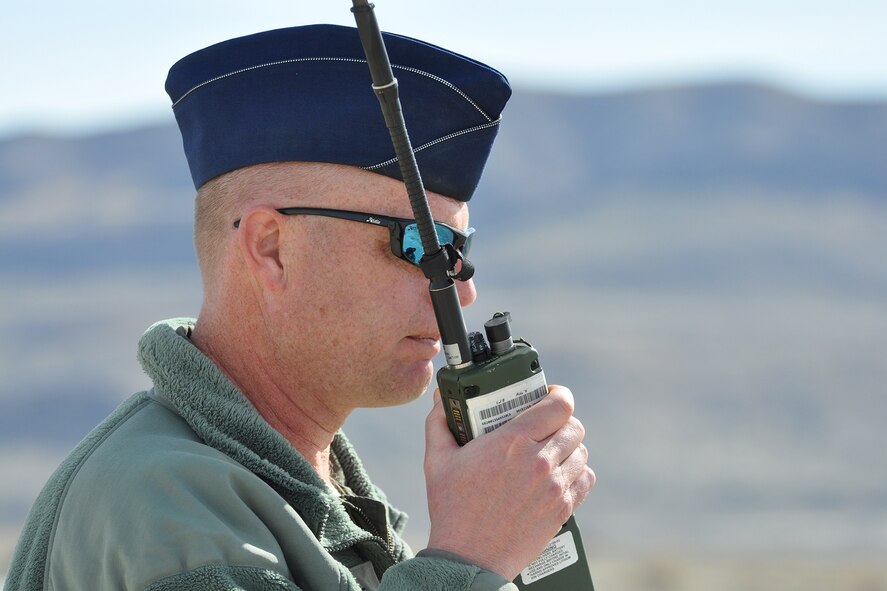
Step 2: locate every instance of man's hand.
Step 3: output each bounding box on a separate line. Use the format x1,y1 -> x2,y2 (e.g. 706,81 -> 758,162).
424,385 -> 595,581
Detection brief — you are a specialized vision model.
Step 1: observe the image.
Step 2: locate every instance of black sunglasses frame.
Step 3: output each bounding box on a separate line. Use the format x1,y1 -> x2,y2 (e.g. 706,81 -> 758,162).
233,207 -> 474,267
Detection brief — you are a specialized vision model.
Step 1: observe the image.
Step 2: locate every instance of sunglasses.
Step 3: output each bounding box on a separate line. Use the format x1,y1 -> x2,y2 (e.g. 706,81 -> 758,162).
234,207 -> 475,267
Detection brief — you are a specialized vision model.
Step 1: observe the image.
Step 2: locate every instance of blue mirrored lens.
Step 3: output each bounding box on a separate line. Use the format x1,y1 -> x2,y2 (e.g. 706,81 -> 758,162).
402,223 -> 465,265
402,224 -> 423,264
435,225 -> 456,250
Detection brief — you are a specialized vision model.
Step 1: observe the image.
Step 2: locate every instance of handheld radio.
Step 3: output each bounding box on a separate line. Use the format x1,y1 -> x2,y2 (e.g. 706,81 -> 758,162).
350,2 -> 595,588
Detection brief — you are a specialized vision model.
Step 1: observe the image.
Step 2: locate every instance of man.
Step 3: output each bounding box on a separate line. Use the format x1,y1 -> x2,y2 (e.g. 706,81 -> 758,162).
5,24 -> 594,591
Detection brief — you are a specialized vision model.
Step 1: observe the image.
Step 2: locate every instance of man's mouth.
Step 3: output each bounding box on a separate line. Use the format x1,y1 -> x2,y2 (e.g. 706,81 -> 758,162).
406,335 -> 442,352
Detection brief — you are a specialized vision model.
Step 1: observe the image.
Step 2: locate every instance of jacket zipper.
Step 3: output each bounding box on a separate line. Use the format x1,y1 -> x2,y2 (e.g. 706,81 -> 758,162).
339,498 -> 396,561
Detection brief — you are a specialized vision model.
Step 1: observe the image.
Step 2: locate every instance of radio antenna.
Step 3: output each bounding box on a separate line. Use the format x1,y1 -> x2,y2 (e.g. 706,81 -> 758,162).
351,0 -> 472,367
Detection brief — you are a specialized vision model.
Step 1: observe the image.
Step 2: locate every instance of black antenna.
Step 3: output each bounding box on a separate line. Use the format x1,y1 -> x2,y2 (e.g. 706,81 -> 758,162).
351,0 -> 472,367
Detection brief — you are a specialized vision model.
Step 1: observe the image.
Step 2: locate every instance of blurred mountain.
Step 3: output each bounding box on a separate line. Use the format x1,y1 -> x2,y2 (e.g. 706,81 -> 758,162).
2,82 -> 886,582
488,83 -> 887,201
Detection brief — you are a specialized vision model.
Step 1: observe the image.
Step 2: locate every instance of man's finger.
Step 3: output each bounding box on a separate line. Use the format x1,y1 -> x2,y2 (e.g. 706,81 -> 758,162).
425,389 -> 459,455
544,417 -> 585,466
558,442 -> 590,482
569,465 -> 597,509
500,385 -> 574,444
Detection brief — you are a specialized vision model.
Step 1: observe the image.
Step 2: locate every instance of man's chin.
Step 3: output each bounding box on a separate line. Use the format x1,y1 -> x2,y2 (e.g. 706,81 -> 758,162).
364,362 -> 434,408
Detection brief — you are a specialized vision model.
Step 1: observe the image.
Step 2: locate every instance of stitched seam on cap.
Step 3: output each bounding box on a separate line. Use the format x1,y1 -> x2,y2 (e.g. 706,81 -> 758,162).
171,57 -> 366,107
393,65 -> 492,121
171,58 -> 494,121
362,117 -> 501,171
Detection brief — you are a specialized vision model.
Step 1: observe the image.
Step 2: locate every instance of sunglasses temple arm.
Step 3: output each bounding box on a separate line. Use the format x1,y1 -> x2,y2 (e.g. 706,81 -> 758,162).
352,0 -> 472,367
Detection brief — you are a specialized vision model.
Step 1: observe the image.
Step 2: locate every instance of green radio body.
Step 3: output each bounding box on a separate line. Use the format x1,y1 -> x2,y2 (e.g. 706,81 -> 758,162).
436,316 -> 595,590
438,340 -> 544,446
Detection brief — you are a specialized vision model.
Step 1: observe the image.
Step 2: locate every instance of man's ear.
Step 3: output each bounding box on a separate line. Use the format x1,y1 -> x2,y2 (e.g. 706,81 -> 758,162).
237,206 -> 287,292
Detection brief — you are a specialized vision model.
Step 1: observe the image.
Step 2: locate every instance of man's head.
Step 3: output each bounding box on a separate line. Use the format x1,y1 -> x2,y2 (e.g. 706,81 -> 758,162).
168,24 -> 509,410
195,161 -> 475,409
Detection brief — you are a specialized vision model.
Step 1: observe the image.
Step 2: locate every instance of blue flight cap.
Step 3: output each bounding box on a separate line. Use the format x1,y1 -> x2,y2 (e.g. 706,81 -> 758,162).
165,24 -> 511,201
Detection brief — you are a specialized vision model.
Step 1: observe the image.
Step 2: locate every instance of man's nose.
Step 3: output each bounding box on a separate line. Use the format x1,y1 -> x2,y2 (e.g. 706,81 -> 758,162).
456,277 -> 477,308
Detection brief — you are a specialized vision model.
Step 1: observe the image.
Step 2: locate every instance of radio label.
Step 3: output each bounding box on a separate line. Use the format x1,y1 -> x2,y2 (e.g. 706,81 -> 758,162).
520,530 -> 579,585
464,371 -> 547,437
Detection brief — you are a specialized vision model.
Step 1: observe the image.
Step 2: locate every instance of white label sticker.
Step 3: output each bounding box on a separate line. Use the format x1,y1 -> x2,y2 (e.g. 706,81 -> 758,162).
519,531 -> 579,585
443,343 -> 463,365
464,371 -> 547,437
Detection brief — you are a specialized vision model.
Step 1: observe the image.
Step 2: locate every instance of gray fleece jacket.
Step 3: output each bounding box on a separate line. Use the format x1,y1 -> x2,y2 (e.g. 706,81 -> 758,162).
4,318 -> 515,591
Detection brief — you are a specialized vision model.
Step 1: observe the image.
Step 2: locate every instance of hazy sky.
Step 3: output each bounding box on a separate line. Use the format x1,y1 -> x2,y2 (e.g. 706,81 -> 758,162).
2,0 -> 886,136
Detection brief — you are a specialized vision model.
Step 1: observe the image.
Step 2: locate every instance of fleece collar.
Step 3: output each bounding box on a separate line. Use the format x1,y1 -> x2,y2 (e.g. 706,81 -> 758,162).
136,318 -> 407,550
